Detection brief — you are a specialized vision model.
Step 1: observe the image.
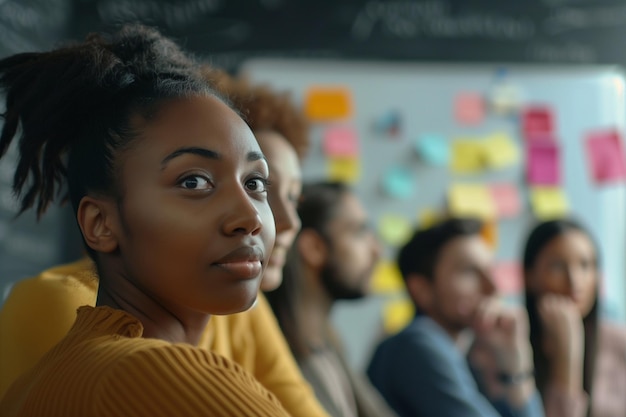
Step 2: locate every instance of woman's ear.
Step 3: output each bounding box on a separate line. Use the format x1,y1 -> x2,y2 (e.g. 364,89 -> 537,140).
405,273 -> 434,313
77,196 -> 120,254
296,229 -> 328,270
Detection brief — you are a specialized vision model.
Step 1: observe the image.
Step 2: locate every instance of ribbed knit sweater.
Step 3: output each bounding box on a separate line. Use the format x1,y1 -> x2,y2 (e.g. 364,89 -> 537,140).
0,306 -> 290,417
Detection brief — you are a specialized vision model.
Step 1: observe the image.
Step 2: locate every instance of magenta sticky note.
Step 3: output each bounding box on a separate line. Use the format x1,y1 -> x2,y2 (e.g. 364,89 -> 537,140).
527,140 -> 560,185
454,92 -> 485,126
492,262 -> 523,295
585,129 -> 626,183
322,126 -> 359,157
489,183 -> 521,218
522,105 -> 555,139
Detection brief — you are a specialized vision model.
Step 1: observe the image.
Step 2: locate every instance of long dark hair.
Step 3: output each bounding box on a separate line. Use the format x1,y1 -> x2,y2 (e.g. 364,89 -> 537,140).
265,181 -> 350,359
523,219 -> 599,414
0,25 -> 216,259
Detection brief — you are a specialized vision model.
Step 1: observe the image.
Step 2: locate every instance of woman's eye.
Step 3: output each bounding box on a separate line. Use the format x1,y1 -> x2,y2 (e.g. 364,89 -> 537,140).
180,175 -> 211,190
246,178 -> 270,193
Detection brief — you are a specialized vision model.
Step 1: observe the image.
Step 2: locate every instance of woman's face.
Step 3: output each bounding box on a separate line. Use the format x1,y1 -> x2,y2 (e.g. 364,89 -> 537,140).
526,230 -> 598,317
108,95 -> 275,315
254,130 -> 302,292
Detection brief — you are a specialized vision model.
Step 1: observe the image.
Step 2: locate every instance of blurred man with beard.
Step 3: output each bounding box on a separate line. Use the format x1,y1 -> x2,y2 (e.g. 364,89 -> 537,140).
367,218 -> 544,417
266,181 -> 397,417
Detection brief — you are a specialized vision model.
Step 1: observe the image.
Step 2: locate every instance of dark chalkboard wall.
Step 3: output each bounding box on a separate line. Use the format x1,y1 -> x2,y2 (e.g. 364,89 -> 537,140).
69,0 -> 626,70
1,0 -> 626,297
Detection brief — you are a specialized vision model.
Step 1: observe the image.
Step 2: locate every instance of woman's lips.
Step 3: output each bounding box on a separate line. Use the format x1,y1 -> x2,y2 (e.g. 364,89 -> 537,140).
214,260 -> 262,279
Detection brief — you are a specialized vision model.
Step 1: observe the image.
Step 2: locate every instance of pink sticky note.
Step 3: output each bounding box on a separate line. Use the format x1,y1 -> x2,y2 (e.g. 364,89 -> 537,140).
322,126 -> 359,157
585,129 -> 626,183
492,262 -> 523,295
522,106 -> 554,139
454,93 -> 484,126
489,183 -> 521,218
527,140 -> 560,185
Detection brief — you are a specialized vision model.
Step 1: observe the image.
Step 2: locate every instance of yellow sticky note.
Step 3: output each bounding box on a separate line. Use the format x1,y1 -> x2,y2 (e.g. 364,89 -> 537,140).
304,87 -> 353,121
327,157 -> 360,184
371,261 -> 405,294
378,214 -> 413,247
530,187 -> 569,220
382,299 -> 414,334
482,132 -> 519,169
448,183 -> 497,220
451,139 -> 485,173
417,208 -> 442,229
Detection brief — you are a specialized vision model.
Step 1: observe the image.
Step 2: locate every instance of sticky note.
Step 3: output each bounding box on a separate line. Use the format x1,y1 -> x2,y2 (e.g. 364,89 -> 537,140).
530,187 -> 569,220
482,132 -> 520,169
304,86 -> 352,121
585,129 -> 626,183
522,106 -> 554,139
489,183 -> 521,218
480,220 -> 498,249
322,126 -> 359,157
415,134 -> 449,166
327,157 -> 360,184
378,214 -> 413,247
374,110 -> 402,136
382,167 -> 414,199
527,140 -> 560,185
492,261 -> 523,295
451,139 -> 485,174
455,92 -> 485,126
448,183 -> 497,220
382,299 -> 414,334
489,82 -> 524,115
371,261 -> 405,294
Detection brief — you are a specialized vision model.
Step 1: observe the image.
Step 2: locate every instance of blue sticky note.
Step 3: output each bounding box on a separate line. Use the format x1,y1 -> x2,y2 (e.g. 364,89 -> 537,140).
382,167 -> 414,199
374,110 -> 402,136
415,134 -> 450,166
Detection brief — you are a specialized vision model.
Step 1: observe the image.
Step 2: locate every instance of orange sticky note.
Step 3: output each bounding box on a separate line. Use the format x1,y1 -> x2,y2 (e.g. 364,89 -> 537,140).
323,126 -> 359,157
304,87 -> 352,121
480,220 -> 498,249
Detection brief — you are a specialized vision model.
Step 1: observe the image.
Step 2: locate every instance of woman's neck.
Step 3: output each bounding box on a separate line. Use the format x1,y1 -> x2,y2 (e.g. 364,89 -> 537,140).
96,263 -> 210,346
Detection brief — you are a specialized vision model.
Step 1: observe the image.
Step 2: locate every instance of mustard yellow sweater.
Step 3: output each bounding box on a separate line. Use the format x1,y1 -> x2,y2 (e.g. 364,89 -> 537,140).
0,258 -> 328,417
0,305 -> 290,417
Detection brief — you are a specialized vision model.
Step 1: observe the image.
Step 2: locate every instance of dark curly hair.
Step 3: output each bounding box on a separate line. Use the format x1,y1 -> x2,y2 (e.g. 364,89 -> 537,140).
0,25 -> 216,220
202,68 -> 309,160
0,25 -> 225,260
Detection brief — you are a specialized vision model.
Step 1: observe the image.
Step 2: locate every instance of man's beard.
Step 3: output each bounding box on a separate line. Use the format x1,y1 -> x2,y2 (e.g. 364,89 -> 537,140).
319,256 -> 369,301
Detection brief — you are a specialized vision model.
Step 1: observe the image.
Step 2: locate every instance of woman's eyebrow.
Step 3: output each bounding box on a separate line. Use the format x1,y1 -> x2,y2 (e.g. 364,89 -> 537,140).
161,147 -> 220,168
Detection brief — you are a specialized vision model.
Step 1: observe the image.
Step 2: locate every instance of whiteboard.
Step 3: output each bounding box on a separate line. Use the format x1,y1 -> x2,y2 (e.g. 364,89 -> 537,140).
241,59 -> 626,370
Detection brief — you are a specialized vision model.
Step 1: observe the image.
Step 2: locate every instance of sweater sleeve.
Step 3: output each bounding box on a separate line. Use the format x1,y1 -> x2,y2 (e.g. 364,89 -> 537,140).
248,294 -> 330,417
0,262 -> 97,397
94,343 -> 291,417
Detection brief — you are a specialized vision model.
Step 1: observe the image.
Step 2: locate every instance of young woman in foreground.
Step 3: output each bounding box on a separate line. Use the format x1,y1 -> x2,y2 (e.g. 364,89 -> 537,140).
0,25 -> 290,416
